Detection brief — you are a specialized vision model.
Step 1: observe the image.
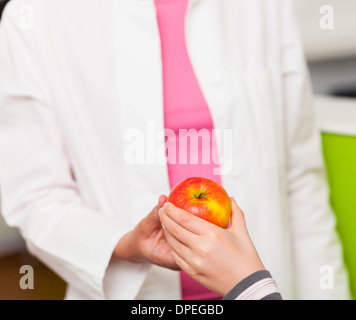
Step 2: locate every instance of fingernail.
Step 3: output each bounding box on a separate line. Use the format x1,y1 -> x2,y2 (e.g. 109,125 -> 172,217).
163,202 -> 169,208
158,208 -> 163,217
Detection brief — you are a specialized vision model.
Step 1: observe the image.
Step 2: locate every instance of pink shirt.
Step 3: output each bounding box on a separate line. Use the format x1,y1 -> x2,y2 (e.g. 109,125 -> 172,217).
154,0 -> 222,300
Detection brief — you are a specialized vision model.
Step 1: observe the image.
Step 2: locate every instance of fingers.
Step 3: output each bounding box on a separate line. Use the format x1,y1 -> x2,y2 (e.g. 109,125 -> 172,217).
141,202 -> 163,235
143,194 -> 168,229
147,204 -> 159,221
159,206 -> 198,247
163,231 -> 196,275
229,197 -> 247,234
170,250 -> 195,275
161,202 -> 217,236
164,230 -> 192,262
158,194 -> 168,208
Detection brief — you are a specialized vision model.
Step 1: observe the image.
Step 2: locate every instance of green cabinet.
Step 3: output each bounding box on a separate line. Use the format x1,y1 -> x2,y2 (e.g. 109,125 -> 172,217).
318,96 -> 356,299
322,132 -> 356,299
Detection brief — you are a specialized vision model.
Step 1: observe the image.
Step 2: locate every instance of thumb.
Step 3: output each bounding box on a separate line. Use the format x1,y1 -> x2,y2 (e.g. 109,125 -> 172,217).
229,197 -> 247,234
143,204 -> 161,233
158,194 -> 168,209
146,195 -> 167,225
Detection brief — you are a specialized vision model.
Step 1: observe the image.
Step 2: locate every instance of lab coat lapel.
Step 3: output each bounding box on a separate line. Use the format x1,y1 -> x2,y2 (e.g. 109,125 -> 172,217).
185,0 -> 244,177
112,0 -> 171,217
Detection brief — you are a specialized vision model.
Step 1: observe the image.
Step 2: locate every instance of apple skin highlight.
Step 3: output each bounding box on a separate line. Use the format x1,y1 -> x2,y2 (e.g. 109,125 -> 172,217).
167,177 -> 232,229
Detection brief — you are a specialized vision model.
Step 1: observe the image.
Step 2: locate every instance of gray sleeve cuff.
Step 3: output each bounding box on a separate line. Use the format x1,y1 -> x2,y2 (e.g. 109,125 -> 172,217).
223,270 -> 282,300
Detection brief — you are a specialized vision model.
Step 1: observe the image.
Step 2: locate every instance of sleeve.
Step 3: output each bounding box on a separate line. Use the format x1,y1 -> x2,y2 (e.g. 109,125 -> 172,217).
223,270 -> 282,300
280,0 -> 350,299
0,1 -> 131,299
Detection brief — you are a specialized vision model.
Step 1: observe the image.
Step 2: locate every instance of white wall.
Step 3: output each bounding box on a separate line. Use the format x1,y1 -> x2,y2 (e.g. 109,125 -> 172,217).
0,215 -> 25,256
293,0 -> 356,61
315,95 -> 356,136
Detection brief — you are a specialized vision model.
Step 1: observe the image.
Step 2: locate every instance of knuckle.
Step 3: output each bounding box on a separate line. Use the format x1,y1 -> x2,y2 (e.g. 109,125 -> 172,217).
205,230 -> 219,243
191,257 -> 204,271
198,244 -> 212,257
179,213 -> 191,224
174,244 -> 182,257
190,269 -> 201,278
212,229 -> 223,241
159,210 -> 167,222
175,259 -> 184,270
171,226 -> 180,236
163,204 -> 170,214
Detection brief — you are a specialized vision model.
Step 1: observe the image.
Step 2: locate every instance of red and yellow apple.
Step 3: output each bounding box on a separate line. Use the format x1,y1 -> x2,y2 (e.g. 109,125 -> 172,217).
167,177 -> 232,229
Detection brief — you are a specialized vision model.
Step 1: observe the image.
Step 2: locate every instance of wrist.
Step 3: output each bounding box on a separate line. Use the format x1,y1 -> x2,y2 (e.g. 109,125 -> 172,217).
223,266 -> 266,296
223,270 -> 280,300
113,229 -> 147,264
113,231 -> 135,261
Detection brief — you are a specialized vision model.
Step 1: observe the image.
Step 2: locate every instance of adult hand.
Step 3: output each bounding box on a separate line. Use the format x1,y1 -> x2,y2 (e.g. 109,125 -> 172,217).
159,197 -> 265,296
112,195 -> 180,271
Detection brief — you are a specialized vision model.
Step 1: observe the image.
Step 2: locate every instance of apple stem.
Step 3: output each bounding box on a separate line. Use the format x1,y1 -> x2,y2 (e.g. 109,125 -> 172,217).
197,193 -> 207,200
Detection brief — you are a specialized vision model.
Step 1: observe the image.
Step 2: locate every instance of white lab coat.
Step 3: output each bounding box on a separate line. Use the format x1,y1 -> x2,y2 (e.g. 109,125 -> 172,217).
0,0 -> 350,300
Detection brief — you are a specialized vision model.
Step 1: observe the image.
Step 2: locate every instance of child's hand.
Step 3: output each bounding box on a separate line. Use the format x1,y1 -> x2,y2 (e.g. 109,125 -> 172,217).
159,197 -> 265,296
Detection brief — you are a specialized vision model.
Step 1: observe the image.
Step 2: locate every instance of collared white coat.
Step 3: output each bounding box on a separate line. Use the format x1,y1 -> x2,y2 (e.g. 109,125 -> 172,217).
0,0 -> 350,300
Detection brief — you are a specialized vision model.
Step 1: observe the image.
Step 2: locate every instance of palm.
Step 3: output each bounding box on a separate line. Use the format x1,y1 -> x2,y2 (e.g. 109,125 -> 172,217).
151,228 -> 179,270
136,195 -> 180,270
145,225 -> 179,270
